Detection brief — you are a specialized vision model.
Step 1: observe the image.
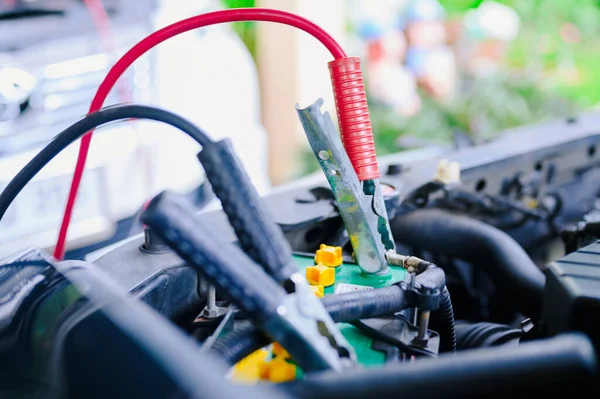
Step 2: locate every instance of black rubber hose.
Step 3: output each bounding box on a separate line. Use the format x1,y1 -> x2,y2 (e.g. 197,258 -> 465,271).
284,333 -> 598,399
321,285 -> 407,323
455,321 -> 522,349
391,209 -> 545,318
211,322 -> 271,363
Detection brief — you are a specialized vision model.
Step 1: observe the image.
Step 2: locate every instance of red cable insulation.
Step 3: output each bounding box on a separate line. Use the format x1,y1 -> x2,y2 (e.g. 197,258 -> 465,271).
328,57 -> 379,181
53,8 -> 346,259
83,0 -> 133,103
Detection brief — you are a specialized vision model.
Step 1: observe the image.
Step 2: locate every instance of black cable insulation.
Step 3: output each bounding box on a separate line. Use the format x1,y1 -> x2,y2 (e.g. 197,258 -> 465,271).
0,105 -> 211,224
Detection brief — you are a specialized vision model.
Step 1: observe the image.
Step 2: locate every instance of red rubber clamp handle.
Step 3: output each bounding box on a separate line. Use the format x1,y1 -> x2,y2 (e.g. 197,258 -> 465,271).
328,56 -> 380,181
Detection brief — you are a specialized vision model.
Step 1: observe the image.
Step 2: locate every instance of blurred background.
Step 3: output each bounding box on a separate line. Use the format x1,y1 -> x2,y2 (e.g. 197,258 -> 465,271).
253,0 -> 600,182
1,0 -> 599,257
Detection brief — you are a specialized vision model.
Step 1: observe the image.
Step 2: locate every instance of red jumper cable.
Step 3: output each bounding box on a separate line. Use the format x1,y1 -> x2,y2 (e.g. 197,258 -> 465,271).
54,8 -> 378,259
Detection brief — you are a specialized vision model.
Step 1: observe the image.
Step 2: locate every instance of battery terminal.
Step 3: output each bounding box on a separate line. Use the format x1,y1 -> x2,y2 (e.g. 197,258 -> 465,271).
306,264 -> 336,287
315,244 -> 343,267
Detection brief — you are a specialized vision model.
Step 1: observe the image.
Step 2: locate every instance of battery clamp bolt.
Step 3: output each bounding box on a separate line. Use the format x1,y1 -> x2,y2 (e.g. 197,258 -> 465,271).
200,285 -> 228,319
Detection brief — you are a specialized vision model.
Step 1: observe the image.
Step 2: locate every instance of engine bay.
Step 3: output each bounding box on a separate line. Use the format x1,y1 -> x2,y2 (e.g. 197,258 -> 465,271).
1,6 -> 600,399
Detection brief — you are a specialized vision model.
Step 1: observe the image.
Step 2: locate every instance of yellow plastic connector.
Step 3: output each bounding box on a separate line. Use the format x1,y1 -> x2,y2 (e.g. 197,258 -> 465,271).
434,158 -> 461,185
524,197 -> 539,209
258,357 -> 297,383
310,284 -> 325,297
231,349 -> 269,383
306,264 -> 335,287
315,244 -> 343,267
272,342 -> 291,359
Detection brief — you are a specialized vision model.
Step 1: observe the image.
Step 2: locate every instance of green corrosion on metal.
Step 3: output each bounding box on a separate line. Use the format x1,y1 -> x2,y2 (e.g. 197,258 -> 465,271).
292,253 -> 407,366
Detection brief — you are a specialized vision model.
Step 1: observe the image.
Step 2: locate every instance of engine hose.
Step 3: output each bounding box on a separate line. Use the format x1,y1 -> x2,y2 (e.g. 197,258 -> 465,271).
320,285 -> 407,323
211,322 -> 271,363
455,321 -> 523,349
284,333 -> 597,398
391,209 -> 545,318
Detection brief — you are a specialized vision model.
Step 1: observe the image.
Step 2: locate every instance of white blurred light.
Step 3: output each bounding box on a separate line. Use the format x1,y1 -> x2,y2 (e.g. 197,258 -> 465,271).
466,1 -> 520,41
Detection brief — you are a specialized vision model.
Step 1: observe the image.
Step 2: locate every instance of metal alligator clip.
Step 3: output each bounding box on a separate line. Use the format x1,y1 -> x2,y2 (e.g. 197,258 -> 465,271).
142,191 -> 356,372
296,99 -> 395,275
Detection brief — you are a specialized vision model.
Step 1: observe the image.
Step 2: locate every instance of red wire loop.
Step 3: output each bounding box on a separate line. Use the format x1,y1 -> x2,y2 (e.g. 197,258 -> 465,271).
53,8 -> 346,259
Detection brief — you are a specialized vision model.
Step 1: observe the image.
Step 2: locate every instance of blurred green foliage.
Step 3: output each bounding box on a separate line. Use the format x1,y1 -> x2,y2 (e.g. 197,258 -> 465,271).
441,0 -> 600,106
371,0 -> 600,156
371,76 -> 576,156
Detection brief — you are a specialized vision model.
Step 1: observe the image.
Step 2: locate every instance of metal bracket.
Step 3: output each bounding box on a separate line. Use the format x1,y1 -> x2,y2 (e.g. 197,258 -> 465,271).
402,281 -> 442,311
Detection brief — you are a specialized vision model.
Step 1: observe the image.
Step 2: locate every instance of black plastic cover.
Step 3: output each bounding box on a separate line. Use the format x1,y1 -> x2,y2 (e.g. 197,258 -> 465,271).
543,241 -> 600,351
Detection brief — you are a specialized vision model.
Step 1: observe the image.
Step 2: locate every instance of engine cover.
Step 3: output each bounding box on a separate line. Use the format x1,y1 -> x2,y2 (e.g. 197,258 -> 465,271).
543,241 -> 600,351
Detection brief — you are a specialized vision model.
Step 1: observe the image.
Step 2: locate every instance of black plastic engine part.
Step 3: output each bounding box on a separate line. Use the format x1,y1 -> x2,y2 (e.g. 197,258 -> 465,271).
284,333 -> 597,398
352,315 -> 440,357
409,262 -> 456,352
0,249 -> 285,399
391,208 -> 545,318
543,241 -> 600,353
561,210 -> 600,254
455,321 -> 522,349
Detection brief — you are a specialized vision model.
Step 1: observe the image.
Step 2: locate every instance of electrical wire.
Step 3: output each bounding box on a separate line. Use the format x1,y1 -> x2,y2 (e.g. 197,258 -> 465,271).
54,7 -> 347,259
0,105 -> 211,228
82,0 -> 133,103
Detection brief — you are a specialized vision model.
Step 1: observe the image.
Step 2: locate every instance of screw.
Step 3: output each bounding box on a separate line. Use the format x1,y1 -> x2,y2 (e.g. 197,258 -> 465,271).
207,285 -> 216,311
415,310 -> 430,343
417,310 -> 431,341
413,285 -> 433,346
201,285 -> 220,318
